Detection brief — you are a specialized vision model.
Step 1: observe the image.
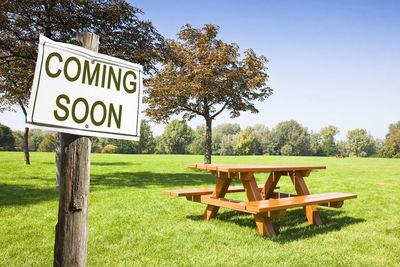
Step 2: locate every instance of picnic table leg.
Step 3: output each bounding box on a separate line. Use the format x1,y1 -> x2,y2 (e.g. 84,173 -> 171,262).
261,172 -> 282,200
290,172 -> 323,225
203,177 -> 231,220
242,173 -> 276,237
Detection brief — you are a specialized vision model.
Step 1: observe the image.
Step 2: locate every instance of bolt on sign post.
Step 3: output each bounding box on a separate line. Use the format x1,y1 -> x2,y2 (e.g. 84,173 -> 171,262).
26,33 -> 143,267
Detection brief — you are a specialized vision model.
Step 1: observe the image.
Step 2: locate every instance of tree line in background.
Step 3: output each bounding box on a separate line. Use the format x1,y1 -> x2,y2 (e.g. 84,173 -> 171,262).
1,119 -> 399,158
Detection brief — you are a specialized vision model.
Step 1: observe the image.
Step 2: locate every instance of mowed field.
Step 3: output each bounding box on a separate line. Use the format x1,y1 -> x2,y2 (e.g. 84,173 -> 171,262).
1,152 -> 399,266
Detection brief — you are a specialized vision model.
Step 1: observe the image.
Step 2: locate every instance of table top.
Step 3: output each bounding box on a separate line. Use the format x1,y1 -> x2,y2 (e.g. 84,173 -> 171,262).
187,163 -> 326,173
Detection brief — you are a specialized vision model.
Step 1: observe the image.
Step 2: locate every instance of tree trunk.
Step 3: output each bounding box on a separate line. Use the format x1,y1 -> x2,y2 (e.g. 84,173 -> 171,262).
19,101 -> 30,165
55,133 -> 61,186
54,32 -> 98,267
204,117 -> 212,164
23,127 -> 30,165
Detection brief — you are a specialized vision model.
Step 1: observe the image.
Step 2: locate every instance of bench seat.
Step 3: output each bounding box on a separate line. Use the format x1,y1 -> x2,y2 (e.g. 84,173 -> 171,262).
246,192 -> 357,213
163,184 -> 279,197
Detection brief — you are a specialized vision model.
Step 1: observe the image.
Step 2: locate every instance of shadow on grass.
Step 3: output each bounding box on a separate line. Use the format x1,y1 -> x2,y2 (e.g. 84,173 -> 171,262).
0,183 -> 58,207
0,171 -> 216,206
187,208 -> 365,242
90,171 -> 216,189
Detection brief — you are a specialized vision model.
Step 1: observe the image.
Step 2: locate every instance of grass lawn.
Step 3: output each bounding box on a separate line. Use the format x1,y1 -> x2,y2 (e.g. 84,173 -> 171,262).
1,152 -> 399,266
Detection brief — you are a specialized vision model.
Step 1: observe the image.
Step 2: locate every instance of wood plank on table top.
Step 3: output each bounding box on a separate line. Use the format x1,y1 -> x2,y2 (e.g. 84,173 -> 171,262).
187,163 -> 326,172
245,192 -> 357,213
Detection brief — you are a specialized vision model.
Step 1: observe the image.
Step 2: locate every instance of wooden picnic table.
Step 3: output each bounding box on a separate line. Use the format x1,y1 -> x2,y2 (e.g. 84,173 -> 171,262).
163,163 -> 357,237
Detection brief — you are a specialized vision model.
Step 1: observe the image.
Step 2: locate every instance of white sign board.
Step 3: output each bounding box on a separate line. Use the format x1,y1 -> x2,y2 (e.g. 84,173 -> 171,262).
26,35 -> 143,141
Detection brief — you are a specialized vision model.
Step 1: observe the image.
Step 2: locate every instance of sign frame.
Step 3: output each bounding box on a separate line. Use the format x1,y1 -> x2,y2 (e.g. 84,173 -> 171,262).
26,35 -> 143,141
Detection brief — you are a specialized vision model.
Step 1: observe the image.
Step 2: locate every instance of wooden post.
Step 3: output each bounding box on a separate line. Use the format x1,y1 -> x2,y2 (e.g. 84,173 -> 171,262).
53,32 -> 98,267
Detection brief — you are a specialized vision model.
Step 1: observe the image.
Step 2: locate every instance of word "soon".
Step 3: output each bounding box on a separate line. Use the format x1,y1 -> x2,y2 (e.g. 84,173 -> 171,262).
54,94 -> 122,128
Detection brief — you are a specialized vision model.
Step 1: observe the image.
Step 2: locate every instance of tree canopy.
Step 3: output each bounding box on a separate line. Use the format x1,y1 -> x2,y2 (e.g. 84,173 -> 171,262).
268,120 -> 311,156
0,124 -> 15,150
144,24 -> 271,163
0,0 -> 165,164
382,121 -> 400,158
346,128 -> 375,157
0,0 -> 164,111
161,120 -> 194,154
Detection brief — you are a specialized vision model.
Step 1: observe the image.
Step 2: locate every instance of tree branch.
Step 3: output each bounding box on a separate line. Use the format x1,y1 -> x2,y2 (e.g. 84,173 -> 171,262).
18,98 -> 27,118
210,100 -> 229,119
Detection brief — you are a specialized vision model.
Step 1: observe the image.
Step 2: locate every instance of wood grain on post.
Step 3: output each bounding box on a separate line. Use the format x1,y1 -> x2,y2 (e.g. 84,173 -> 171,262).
53,32 -> 98,267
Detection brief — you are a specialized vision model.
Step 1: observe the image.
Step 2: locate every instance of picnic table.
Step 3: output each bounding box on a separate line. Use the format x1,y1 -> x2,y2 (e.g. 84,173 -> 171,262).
163,164 -> 357,236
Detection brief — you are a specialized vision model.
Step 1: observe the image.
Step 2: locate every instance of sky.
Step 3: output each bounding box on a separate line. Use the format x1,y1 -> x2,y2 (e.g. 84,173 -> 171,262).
1,0 -> 399,140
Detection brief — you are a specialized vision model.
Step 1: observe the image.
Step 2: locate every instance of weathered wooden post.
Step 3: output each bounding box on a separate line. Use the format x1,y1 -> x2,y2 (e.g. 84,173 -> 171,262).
53,32 -> 98,267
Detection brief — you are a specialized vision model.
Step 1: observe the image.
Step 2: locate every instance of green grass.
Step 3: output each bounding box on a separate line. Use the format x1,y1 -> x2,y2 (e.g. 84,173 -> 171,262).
1,152 -> 399,266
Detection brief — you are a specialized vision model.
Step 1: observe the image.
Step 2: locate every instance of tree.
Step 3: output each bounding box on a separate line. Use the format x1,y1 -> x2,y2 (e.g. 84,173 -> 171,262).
234,126 -> 257,155
219,134 -> 239,155
383,130 -> 400,158
311,126 -> 339,156
30,129 -> 44,151
212,123 -> 241,155
144,24 -> 272,163
154,136 -> 166,154
12,130 -> 24,151
346,128 -> 375,157
268,120 -> 311,156
188,125 -> 206,155
37,133 -> 56,152
91,137 -> 108,153
102,144 -> 118,153
0,0 -> 165,164
108,139 -> 135,154
136,120 -> 155,154
319,126 -> 339,156
162,120 -> 194,154
382,121 -> 400,158
0,124 -> 15,150
253,124 -> 269,155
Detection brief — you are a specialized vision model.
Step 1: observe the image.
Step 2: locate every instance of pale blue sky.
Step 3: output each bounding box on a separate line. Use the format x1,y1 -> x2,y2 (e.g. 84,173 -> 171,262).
1,0 -> 399,140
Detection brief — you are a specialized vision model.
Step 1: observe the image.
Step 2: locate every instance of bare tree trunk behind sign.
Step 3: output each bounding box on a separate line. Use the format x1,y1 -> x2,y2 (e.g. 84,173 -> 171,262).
53,32 -> 98,267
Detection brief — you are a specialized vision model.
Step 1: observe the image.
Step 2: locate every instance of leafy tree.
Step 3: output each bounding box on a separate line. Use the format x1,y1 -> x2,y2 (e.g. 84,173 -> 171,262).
280,144 -> 293,156
30,129 -> 44,151
268,120 -> 311,156
336,140 -> 347,156
388,121 -> 400,133
383,130 -> 400,158
382,121 -> 400,158
188,125 -> 206,155
212,123 -> 241,155
0,0 -> 165,164
253,124 -> 269,155
346,128 -> 375,157
136,120 -> 155,154
0,124 -> 15,150
91,137 -> 108,153
374,138 -> 385,157
37,133 -> 56,152
162,120 -> 194,154
234,126 -> 257,155
102,145 -> 118,153
319,126 -> 339,156
310,132 -> 324,156
144,24 -> 272,163
108,139 -> 135,154
154,136 -> 166,154
219,134 -> 239,155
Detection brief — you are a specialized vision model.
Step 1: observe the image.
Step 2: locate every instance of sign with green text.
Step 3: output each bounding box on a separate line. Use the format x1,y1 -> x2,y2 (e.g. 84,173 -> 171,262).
26,35 -> 143,140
